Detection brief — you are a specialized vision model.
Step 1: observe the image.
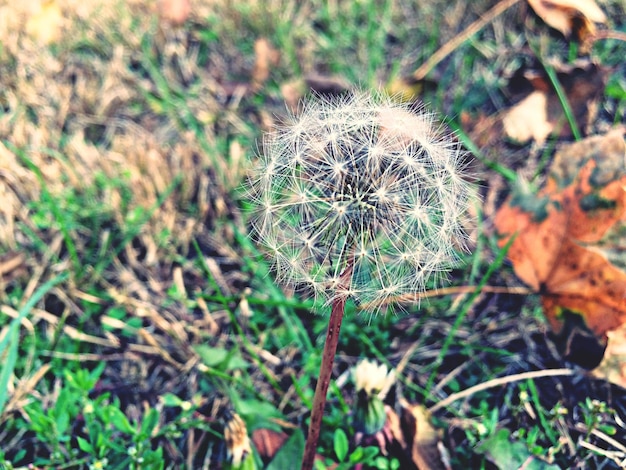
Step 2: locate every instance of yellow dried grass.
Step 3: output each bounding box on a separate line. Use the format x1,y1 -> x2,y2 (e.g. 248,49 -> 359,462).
0,0 -> 240,259
0,0 -> 254,399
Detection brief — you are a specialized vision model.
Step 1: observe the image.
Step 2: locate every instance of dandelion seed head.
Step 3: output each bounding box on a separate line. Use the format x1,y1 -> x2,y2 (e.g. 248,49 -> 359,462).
247,90 -> 474,312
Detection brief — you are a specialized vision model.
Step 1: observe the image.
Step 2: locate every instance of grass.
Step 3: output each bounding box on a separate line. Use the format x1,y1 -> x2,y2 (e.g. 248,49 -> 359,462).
0,0 -> 625,469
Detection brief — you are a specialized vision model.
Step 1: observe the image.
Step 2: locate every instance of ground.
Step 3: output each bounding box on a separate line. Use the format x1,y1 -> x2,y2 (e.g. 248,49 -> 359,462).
0,0 -> 625,468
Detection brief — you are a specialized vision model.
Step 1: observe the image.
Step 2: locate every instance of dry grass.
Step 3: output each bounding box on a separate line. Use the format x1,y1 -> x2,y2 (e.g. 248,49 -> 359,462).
0,2 -> 252,462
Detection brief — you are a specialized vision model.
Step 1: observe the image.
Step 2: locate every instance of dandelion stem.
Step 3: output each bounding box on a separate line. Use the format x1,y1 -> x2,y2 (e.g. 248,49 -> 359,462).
301,262 -> 353,470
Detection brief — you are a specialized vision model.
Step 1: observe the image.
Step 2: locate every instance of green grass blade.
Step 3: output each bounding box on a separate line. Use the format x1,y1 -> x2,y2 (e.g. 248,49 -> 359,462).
424,235 -> 516,397
449,122 -> 518,182
0,272 -> 69,414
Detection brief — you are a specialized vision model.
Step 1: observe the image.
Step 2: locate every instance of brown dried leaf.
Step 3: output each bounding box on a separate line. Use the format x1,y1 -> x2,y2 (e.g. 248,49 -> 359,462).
251,38 -> 280,92
502,90 -> 554,145
494,130 -> 626,368
251,428 -> 288,461
250,428 -> 327,466
548,126 -> 626,190
592,324 -> 626,388
400,400 -> 451,470
501,62 -> 607,144
527,0 -> 606,40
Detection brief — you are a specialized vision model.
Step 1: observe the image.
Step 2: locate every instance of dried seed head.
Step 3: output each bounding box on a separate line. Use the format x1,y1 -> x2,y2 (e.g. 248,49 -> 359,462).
223,411 -> 252,468
248,90 -> 474,312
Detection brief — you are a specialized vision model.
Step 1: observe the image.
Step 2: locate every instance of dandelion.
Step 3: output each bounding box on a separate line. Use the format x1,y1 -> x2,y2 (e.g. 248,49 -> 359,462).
248,90 -> 472,312
246,90 -> 474,470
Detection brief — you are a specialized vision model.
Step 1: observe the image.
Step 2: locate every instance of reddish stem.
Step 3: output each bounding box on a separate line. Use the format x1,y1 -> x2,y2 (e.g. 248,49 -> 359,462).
301,266 -> 352,470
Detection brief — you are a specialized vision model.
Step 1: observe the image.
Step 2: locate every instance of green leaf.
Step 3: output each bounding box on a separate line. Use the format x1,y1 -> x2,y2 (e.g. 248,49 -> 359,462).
13,449 -> 27,462
477,429 -> 560,470
0,273 -> 68,414
226,354 -> 250,372
373,456 -> 389,470
361,446 -> 380,462
334,428 -> 349,462
193,345 -> 229,367
236,399 -> 282,431
160,393 -> 183,407
266,429 -> 305,470
348,446 -> 364,463
76,436 -> 94,453
110,407 -> 136,435
605,78 -> 626,99
237,452 -> 257,470
140,407 -> 160,438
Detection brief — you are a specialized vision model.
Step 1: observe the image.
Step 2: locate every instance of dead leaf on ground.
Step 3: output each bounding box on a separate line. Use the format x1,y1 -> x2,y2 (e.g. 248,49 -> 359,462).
250,427 -> 327,466
503,90 -> 554,145
527,0 -> 607,40
501,61 -> 608,144
548,126 -> 626,189
399,400 -> 452,470
251,38 -> 280,92
251,428 -> 289,461
464,60 -> 608,148
591,323 -> 626,388
494,128 -> 626,368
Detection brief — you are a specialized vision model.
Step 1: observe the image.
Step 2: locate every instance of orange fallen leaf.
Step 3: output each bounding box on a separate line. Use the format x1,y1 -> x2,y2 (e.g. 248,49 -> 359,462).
547,126 -> 626,191
527,0 -> 606,40
494,130 -> 626,368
